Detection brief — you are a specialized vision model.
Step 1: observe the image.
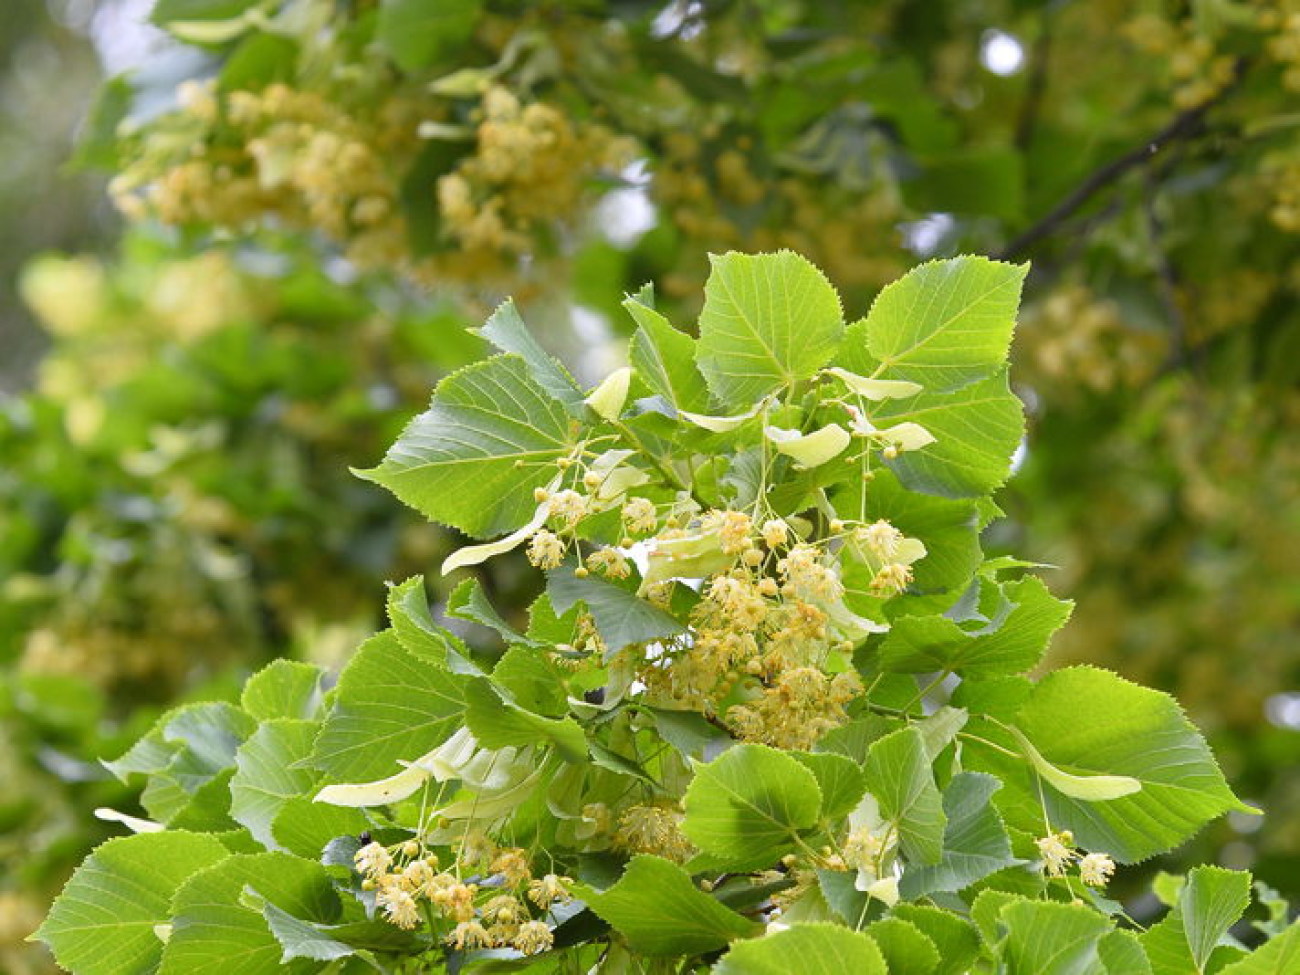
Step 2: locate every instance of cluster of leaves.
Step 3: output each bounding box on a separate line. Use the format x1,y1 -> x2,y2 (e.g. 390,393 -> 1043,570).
82,0 -> 1300,892
37,254 -> 1297,973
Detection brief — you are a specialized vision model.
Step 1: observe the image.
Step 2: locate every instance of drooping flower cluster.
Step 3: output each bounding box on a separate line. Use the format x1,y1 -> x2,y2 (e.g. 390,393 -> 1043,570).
352,835 -> 571,955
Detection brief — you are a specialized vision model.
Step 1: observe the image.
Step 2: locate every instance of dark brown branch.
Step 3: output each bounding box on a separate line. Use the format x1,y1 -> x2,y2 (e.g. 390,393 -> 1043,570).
998,60 -> 1248,260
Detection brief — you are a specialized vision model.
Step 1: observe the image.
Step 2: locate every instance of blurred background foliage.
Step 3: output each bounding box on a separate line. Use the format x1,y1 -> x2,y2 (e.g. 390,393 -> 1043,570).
3,0 -> 1299,969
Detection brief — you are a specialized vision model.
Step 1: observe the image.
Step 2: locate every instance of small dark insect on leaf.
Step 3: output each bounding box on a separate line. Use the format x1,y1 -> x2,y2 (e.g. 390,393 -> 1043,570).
358,831 -> 372,846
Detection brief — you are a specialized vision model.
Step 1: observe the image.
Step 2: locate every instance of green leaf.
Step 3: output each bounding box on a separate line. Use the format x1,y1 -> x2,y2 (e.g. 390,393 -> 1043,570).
547,565 -> 685,654
873,369 -> 1026,498
998,899 -> 1111,975
476,299 -> 586,413
715,922 -> 887,975
311,630 -> 467,781
161,852 -> 340,974
356,355 -> 573,538
230,719 -> 321,851
682,744 -> 823,870
890,905 -> 982,975
900,772 -> 1018,897
975,666 -> 1252,863
36,832 -> 231,975
790,751 -> 867,820
387,576 -> 458,663
448,577 -> 534,646
376,0 -> 483,74
1217,922 -> 1300,974
1099,930 -> 1153,975
270,798 -> 367,861
240,661 -> 324,721
256,898 -> 354,963
878,576 -> 1073,677
696,251 -> 844,406
626,296 -> 710,412
464,678 -> 587,762
864,727 -> 946,865
649,706 -> 734,761
848,256 -> 1027,392
575,856 -> 758,956
864,917 -> 940,974
492,646 -> 568,716
1141,866 -> 1252,975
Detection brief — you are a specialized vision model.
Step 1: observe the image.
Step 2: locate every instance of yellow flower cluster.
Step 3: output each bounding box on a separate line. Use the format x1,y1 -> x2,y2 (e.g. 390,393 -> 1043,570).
435,87 -> 634,266
613,804 -> 696,864
111,81 -> 426,271
353,837 -> 570,955
1122,14 -> 1238,109
652,132 -> 905,301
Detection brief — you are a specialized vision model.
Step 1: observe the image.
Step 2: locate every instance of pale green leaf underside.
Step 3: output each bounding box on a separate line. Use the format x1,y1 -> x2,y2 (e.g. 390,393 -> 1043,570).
696,250 -> 844,406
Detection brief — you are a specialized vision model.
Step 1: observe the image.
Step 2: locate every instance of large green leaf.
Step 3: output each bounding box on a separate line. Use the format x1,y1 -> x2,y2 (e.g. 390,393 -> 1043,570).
547,565 -> 685,654
230,719 -> 321,851
1141,866 -> 1252,974
873,369 -> 1025,498
356,355 -> 573,538
476,299 -> 586,413
160,852 -> 339,974
890,905 -> 981,975
240,661 -> 324,722
311,630 -> 467,781
715,922 -> 887,974
576,855 -> 758,956
463,678 -> 587,762
791,751 -> 867,820
682,743 -> 823,870
864,917 -> 940,974
376,0 -> 482,73
864,726 -> 946,865
1099,930 -> 1153,975
878,576 -> 1072,678
998,900 -> 1111,975
36,832 -> 231,975
1217,923 -> 1300,974
979,667 -> 1253,863
696,251 -> 844,406
899,772 -> 1018,897
847,256 -> 1027,392
626,296 -> 710,412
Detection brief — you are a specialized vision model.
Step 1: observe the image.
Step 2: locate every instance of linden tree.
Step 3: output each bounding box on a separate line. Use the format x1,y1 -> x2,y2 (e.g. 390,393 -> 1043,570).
37,253 -> 1296,973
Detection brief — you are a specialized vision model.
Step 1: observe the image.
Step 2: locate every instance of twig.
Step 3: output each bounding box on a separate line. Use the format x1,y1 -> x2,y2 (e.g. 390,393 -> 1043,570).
998,60 -> 1248,260
1141,163 -> 1190,371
